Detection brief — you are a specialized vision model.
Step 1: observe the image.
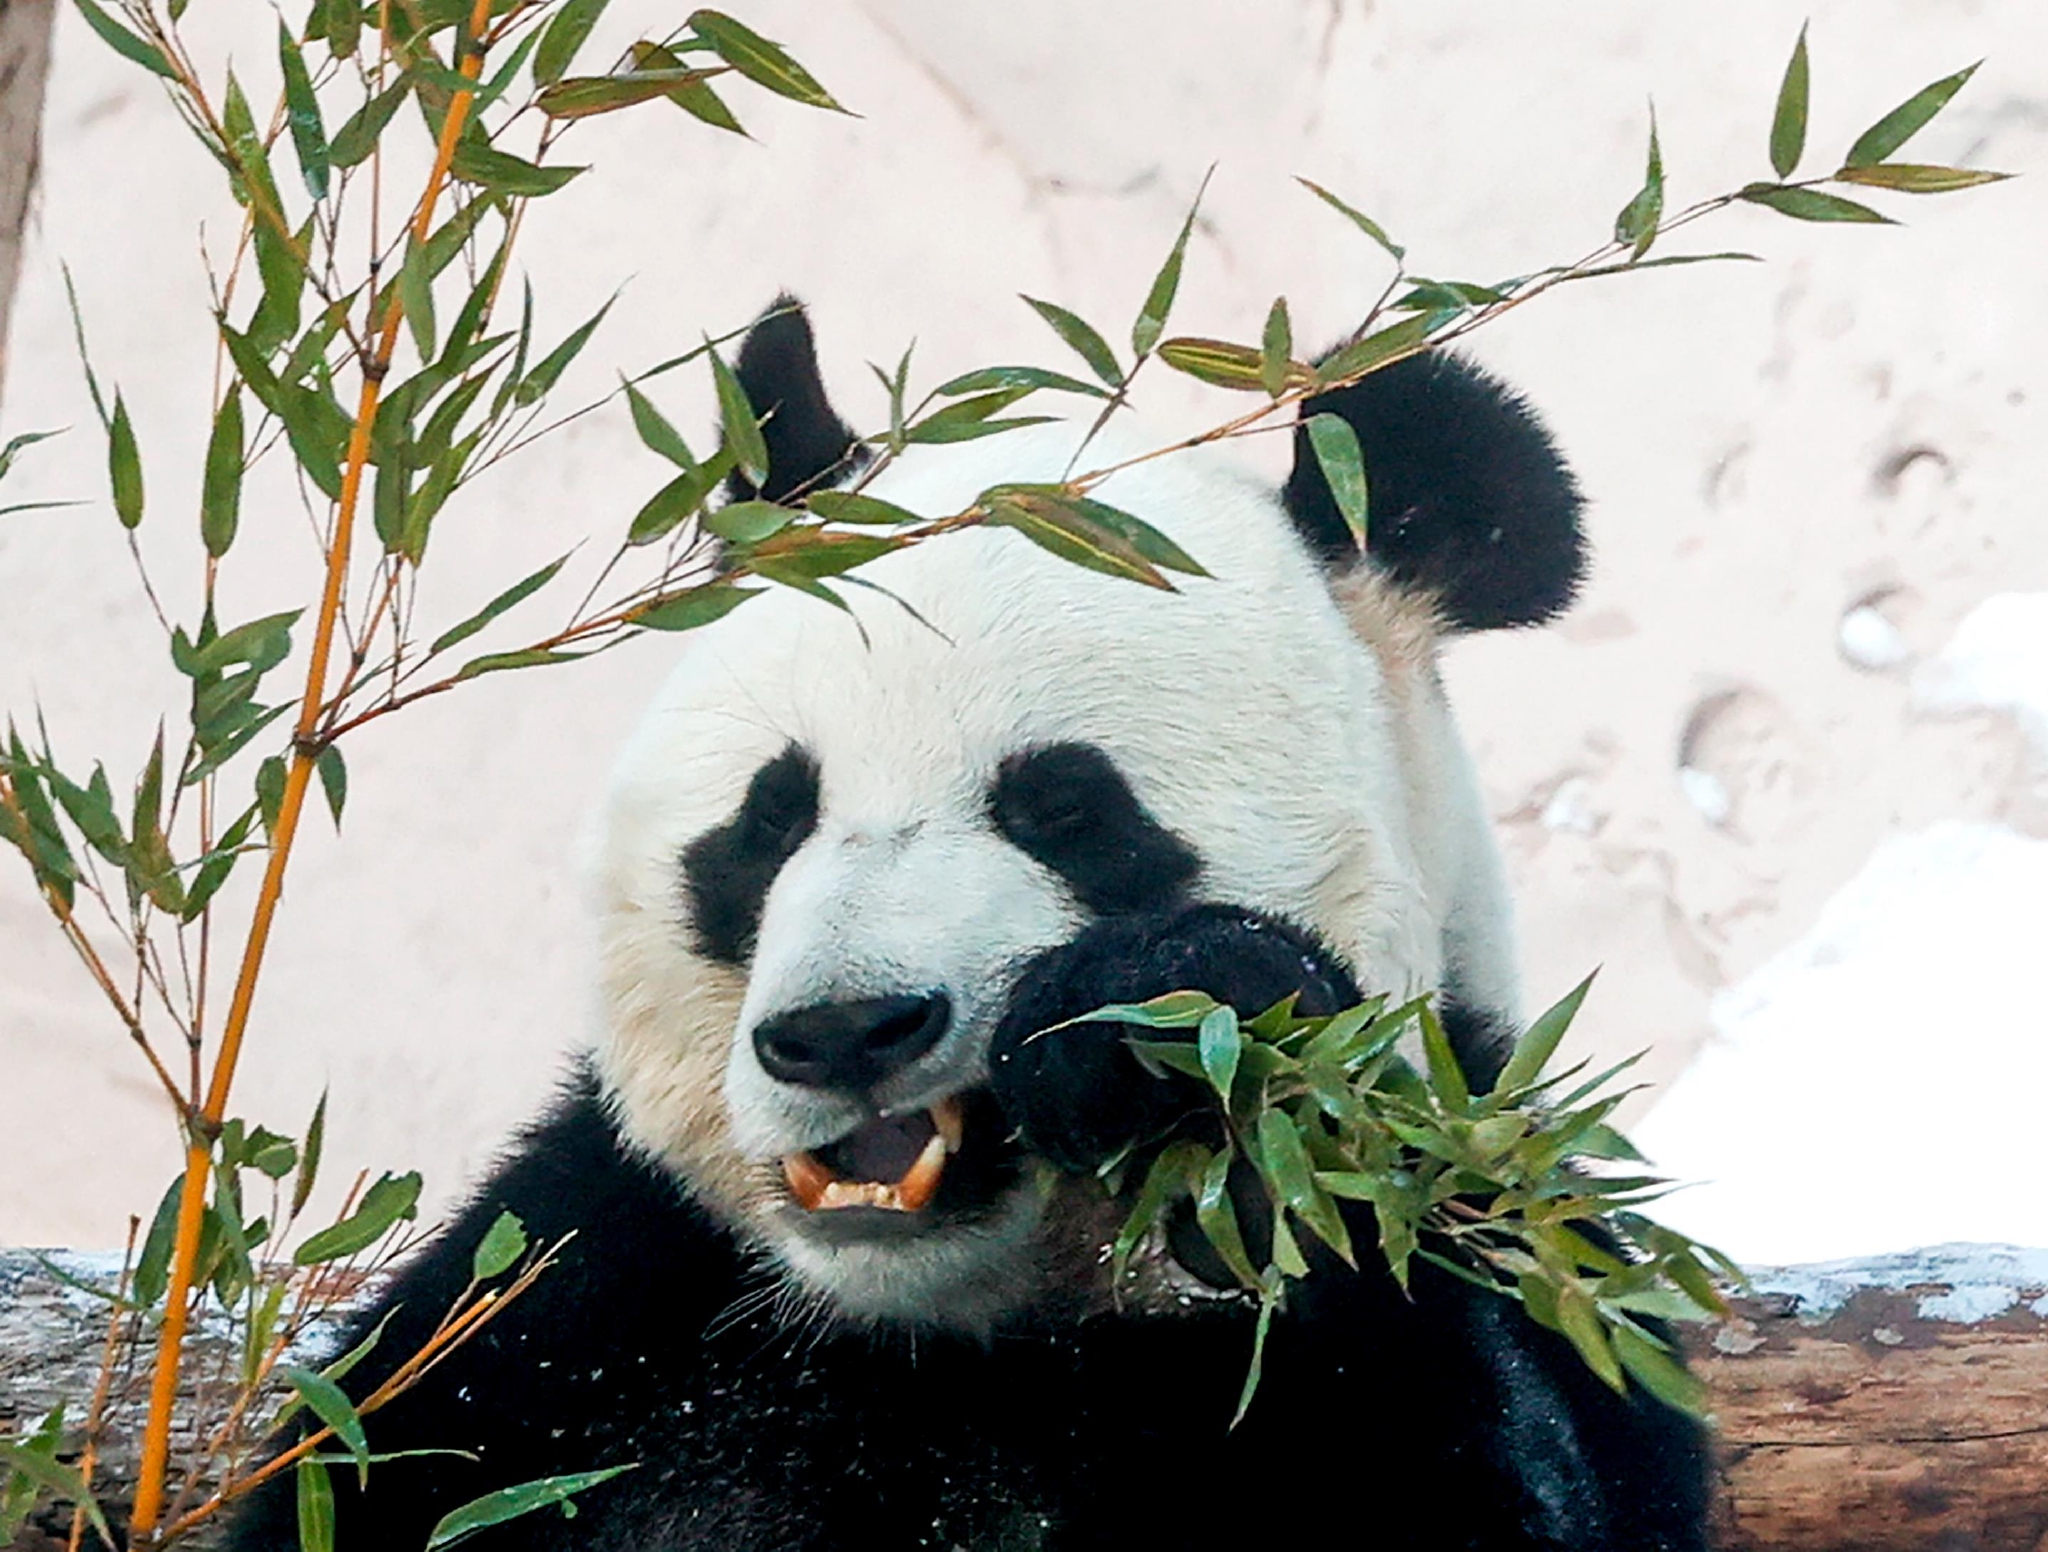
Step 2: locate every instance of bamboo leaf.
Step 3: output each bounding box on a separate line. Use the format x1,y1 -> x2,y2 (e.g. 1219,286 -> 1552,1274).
1196,1005 -> 1242,1102
431,555 -> 570,654
688,9 -> 848,112
315,745 -> 347,829
0,1440 -> 114,1549
1769,23 -> 1809,178
537,66 -> 722,121
278,24 -> 331,200
1130,167 -> 1211,359
1156,337 -> 1268,391
107,393 -> 143,529
805,490 -> 920,526
471,1210 -> 527,1279
623,380 -> 695,468
710,344 -> 768,487
515,295 -> 614,405
1845,61 -> 1979,168
1260,297 -> 1292,398
931,365 -> 1110,400
426,1466 -> 637,1548
1020,296 -> 1122,388
1295,176 -> 1405,259
533,0 -> 610,85
292,1170 -> 422,1264
329,80 -> 409,169
1614,105 -> 1664,260
1738,183 -> 1893,223
280,1366 -> 370,1484
448,141 -> 584,197
70,0 -> 179,79
1496,972 -> 1595,1096
1304,412 -> 1369,547
292,1090 -> 326,1218
633,581 -> 759,631
1313,313 -> 1431,388
200,389 -> 244,558
295,1458 -> 335,1552
1834,162 -> 2011,193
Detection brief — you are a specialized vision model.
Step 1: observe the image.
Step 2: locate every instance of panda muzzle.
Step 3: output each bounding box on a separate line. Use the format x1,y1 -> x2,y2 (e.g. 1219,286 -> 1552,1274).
783,1096 -> 965,1212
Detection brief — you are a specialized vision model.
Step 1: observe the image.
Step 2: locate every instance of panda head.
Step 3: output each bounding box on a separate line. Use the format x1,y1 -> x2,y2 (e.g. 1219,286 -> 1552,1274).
592,300 -> 1583,1332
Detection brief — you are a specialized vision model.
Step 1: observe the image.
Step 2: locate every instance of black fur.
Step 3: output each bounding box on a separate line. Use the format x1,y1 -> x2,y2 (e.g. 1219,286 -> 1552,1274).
226,914 -> 1709,1551
680,744 -> 821,965
724,296 -> 865,504
1282,350 -> 1587,630
988,743 -> 1200,917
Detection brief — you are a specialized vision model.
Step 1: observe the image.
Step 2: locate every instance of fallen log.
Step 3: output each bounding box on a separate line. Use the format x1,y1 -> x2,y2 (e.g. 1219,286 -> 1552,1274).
5,1244 -> 2047,1549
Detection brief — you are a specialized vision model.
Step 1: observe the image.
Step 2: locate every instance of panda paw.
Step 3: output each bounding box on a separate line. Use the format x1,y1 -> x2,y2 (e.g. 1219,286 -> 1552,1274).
988,905 -> 1360,1174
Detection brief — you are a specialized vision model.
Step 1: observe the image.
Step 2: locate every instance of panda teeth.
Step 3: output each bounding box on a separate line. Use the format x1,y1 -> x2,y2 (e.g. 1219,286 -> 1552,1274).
893,1131 -> 949,1213
782,1150 -> 836,1211
930,1095 -> 965,1155
782,1112 -> 955,1214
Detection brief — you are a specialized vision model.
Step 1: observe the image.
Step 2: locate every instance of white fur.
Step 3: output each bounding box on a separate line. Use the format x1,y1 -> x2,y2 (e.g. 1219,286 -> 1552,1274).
592,419 -> 1517,1327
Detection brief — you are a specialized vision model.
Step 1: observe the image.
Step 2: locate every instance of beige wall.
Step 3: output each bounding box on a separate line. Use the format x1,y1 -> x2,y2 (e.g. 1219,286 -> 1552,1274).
3,1 -> 2044,1247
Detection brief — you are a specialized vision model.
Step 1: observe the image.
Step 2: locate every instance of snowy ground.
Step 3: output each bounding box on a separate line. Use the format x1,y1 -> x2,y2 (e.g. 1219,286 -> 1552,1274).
1637,594 -> 2048,1264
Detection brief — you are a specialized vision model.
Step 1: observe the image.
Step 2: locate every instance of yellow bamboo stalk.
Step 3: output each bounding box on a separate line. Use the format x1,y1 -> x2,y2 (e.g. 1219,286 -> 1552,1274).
125,1 -> 496,1535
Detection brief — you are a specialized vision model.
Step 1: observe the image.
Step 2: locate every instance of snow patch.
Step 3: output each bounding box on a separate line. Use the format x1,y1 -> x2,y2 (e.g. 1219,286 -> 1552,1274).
1737,1244 -> 2048,1321
1634,822 -> 2048,1264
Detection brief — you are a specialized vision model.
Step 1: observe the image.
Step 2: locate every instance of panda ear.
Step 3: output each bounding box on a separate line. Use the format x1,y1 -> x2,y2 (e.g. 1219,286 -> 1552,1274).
724,296 -> 865,504
1279,350 -> 1586,631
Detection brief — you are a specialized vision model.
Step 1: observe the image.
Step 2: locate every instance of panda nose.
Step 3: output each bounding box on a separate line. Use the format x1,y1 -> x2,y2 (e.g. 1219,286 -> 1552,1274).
752,992 -> 952,1092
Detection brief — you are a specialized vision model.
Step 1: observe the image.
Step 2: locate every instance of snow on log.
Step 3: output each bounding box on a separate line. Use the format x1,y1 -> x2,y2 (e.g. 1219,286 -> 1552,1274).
5,1245 -> 2048,1549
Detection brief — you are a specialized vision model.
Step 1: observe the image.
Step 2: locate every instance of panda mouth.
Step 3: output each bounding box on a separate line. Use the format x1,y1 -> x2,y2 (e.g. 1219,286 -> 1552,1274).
782,1095 -> 967,1213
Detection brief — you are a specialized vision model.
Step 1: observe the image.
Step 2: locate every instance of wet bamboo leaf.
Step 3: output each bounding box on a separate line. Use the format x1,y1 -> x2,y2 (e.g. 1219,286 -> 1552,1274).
471,1210 -> 527,1279
278,24 -> 330,200
1845,61 -> 1979,168
449,141 -> 584,197
330,80 -> 410,168
1769,23 -> 1809,178
296,1458 -> 336,1552
200,389 -> 244,558
1260,297 -> 1292,398
1739,183 -> 1893,223
1304,412 -> 1368,547
634,581 -> 760,631
1131,168 -> 1210,359
292,1170 -> 422,1264
1614,106 -> 1663,260
710,345 -> 769,487
1295,176 -> 1404,259
688,10 -> 847,112
1020,296 -> 1122,388
71,0 -> 179,79
107,393 -> 143,529
426,1466 -> 637,1548
432,555 -> 570,655
1835,162 -> 2010,193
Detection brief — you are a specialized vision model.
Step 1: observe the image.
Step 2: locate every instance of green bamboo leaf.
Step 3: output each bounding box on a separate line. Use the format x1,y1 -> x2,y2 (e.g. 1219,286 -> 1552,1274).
688,9 -> 848,112
277,24 -> 330,200
1738,183 -> 1893,223
668,73 -> 746,135
1834,162 -> 2011,193
292,1090 -> 327,1218
280,1366 -> 370,1483
1313,313 -> 1431,388
1418,1003 -> 1471,1115
130,1171 -> 184,1308
295,1458 -> 335,1552
71,0 -> 179,79
1614,105 -> 1663,260
1611,1321 -> 1710,1417
107,393 -> 143,529
515,295 -> 614,405
329,80 -> 410,168
633,581 -> 760,631
431,555 -> 570,655
292,1170 -> 422,1264
1556,1285 -> 1626,1392
1260,297 -> 1292,398
1020,296 -> 1122,388
1131,167 -> 1210,359
1110,1139 -> 1209,1282
703,499 -> 792,543
315,744 -> 347,829
1295,176 -> 1405,259
625,447 -> 734,545
450,647 -> 586,682
536,67 -> 721,120
1194,1148 -> 1261,1290
1495,972 -> 1595,1096
623,380 -> 696,468
750,531 -> 902,581
533,0 -> 610,85
448,141 -> 584,197
1196,1005 -> 1242,1102
710,344 -> 768,488
470,1210 -> 527,1279
1231,1276 -> 1281,1428
904,388 -> 1049,444
1304,412 -> 1369,547
426,1466 -> 637,1548
0,1440 -> 114,1549
931,365 -> 1109,400
805,490 -> 920,526
1845,61 -> 1979,168
200,389 -> 244,558
1769,23 -> 1809,178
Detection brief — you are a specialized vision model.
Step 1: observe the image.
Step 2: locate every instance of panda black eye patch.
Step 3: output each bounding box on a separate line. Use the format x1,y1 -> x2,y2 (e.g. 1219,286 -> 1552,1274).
681,745 -> 821,965
989,742 -> 1198,916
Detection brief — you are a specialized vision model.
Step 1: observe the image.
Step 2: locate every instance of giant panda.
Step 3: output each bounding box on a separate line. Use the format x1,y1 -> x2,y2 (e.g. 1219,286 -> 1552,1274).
227,301 -> 1711,1550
